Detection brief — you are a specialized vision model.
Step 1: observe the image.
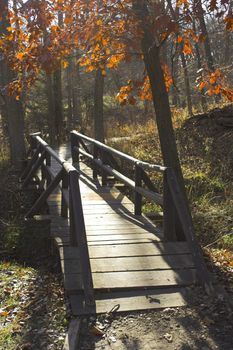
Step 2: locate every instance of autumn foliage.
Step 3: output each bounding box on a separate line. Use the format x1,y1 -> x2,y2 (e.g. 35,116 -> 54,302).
0,0 -> 232,101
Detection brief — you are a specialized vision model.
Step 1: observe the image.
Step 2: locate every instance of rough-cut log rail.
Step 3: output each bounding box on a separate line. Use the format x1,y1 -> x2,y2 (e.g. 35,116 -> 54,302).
20,132 -> 212,315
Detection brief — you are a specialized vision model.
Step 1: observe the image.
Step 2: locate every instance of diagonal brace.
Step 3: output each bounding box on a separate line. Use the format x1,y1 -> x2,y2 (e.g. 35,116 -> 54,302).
22,150 -> 46,188
25,168 -> 64,218
20,145 -> 41,181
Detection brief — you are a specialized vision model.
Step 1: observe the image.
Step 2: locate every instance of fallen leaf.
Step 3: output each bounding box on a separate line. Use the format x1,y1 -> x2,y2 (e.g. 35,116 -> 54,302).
90,325 -> 105,337
164,333 -> 173,343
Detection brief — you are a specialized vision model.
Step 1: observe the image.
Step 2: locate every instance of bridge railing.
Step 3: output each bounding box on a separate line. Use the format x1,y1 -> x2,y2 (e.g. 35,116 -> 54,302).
20,132 -> 95,306
71,130 -> 180,241
21,131 -> 212,295
71,131 -> 211,288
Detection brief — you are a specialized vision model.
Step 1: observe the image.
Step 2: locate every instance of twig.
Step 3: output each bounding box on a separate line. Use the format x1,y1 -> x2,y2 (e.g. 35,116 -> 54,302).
204,232 -> 233,249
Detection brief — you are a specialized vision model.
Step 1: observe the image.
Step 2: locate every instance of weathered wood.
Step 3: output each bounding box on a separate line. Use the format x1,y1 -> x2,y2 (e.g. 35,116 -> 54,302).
64,268 -> 197,291
61,172 -> 68,218
52,225 -> 159,235
134,165 -> 143,215
25,168 -> 64,218
141,169 -> 160,199
69,170 -> 95,306
167,168 -> 212,289
22,136 -> 209,315
59,242 -> 190,260
70,288 -> 187,315
61,254 -> 194,274
71,132 -> 79,165
20,145 -> 41,181
163,170 -> 176,241
63,318 -> 81,350
22,150 -> 46,188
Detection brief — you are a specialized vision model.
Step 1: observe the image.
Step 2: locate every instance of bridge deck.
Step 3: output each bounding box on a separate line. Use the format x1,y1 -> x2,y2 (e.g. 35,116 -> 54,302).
47,145 -> 195,314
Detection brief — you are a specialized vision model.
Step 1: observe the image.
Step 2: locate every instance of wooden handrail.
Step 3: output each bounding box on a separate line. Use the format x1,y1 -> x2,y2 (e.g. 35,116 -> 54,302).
71,131 -> 164,214
21,131 -> 212,292
71,130 -> 165,171
21,133 -> 95,306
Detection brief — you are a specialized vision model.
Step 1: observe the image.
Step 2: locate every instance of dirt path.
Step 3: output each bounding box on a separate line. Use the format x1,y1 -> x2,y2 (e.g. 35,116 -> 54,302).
78,286 -> 232,350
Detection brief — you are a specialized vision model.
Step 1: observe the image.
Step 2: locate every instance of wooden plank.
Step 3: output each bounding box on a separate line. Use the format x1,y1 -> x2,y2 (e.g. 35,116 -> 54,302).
88,239 -> 160,245
54,233 -> 160,246
64,269 -> 197,291
70,288 -> 187,315
60,254 -> 194,274
49,198 -> 132,205
86,233 -> 158,241
48,204 -> 135,214
85,227 -> 160,235
59,242 -> 190,260
54,237 -> 70,246
63,318 -> 81,350
52,224 -> 158,235
51,223 -> 159,233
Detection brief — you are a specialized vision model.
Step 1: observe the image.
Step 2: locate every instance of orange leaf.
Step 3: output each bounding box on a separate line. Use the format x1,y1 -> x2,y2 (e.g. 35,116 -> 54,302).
199,81 -> 207,90
62,60 -> 69,69
16,52 -> 24,61
177,35 -> 183,43
183,42 -> 193,55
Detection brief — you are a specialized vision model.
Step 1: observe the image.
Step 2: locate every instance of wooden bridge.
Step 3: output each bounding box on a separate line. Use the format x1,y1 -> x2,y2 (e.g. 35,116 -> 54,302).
20,131 -> 211,315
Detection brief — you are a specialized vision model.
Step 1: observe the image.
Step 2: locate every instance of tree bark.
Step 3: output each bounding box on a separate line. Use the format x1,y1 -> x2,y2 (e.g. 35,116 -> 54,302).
53,67 -> 63,142
72,58 -> 82,127
46,73 -> 55,144
94,69 -> 105,142
180,52 -> 193,116
67,58 -> 73,126
224,0 -> 232,65
0,0 -> 25,167
193,19 -> 207,112
195,0 -> 215,71
53,11 -> 64,143
133,0 -> 189,241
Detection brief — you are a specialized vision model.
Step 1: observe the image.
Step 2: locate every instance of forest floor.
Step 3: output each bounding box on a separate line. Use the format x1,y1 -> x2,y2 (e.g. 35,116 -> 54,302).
0,167 -> 68,350
79,286 -> 233,350
1,105 -> 233,349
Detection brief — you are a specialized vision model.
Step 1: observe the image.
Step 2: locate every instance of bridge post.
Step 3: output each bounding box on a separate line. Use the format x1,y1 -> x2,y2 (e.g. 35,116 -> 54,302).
163,170 -> 177,241
134,164 -> 143,215
93,144 -> 98,180
45,151 -> 51,185
61,172 -> 68,218
101,149 -> 108,186
71,132 -> 79,168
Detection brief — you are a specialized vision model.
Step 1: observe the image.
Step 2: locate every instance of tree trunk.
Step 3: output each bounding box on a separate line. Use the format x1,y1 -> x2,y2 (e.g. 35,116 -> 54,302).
180,52 -> 193,116
133,0 -> 188,242
46,73 -> 55,144
0,0 -> 25,167
224,0 -> 232,65
94,69 -> 105,142
195,0 -> 215,71
53,67 -> 64,142
193,19 -> 207,112
67,58 -> 73,126
166,0 -> 192,115
53,11 -> 64,143
72,58 -> 82,127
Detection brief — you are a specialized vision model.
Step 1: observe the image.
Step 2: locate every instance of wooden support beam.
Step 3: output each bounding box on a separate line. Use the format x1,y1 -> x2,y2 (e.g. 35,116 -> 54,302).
22,150 -> 46,188
25,168 -> 64,218
134,165 -> 143,215
166,168 -> 212,290
69,170 -> 95,306
20,145 -> 41,181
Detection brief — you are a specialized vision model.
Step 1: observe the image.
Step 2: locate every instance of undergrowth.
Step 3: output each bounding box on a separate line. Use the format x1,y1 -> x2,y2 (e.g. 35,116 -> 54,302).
108,104 -> 233,250
0,159 -> 67,349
